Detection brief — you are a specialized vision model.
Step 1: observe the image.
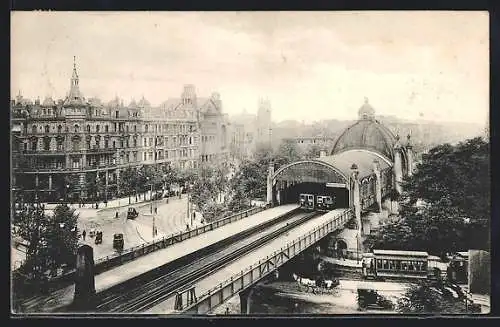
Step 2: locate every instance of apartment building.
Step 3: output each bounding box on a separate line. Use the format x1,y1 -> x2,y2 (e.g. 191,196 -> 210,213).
11,59 -> 229,202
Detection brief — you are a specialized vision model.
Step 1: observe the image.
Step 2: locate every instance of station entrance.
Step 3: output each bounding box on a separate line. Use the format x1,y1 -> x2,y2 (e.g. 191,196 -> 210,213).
276,182 -> 349,209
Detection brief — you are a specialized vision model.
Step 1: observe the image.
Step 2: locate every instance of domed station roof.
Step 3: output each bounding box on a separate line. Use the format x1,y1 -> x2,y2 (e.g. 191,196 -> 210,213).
331,98 -> 397,160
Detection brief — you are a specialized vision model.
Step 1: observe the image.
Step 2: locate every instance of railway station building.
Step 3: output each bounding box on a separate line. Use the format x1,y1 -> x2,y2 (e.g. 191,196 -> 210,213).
266,98 -> 416,259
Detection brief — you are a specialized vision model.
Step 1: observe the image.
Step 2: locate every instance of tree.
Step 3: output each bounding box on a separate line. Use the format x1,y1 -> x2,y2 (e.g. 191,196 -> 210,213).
46,205 -> 79,273
303,144 -> 321,160
276,139 -> 301,165
190,165 -> 228,219
60,174 -> 80,202
364,137 -> 490,255
397,282 -> 469,314
16,204 -> 79,281
119,167 -> 138,199
85,172 -> 106,201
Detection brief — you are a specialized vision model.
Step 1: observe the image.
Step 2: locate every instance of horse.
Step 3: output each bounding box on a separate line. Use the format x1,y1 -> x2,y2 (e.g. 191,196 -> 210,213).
292,273 -> 319,293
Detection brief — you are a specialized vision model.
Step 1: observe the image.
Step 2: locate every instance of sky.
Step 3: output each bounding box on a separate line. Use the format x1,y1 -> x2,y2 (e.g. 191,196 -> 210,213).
11,11 -> 489,125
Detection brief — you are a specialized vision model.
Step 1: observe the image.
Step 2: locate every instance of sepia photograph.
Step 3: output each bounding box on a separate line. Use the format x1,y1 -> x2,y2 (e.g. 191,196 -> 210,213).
10,11 -> 490,316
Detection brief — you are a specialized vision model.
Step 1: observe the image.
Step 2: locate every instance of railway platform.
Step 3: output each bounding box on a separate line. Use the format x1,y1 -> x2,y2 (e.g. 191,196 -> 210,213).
16,204 -> 299,314
147,209 -> 348,314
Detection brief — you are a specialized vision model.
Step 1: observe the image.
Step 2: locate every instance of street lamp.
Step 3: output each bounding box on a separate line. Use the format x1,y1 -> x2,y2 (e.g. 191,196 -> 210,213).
146,176 -> 156,237
65,184 -> 70,204
356,232 -> 360,264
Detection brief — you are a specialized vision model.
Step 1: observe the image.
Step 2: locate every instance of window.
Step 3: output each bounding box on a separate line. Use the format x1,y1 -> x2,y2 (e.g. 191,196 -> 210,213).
57,125 -> 62,133
96,125 -> 100,133
144,138 -> 147,147
44,125 -> 50,133
133,138 -> 137,147
31,139 -> 38,151
113,141 -> 116,148
43,138 -> 50,151
145,125 -> 149,133
114,123 -> 117,132
115,110 -> 119,118
105,139 -> 109,149
32,125 -> 37,134
87,125 -> 91,133
134,125 -> 137,132
105,125 -> 109,133
72,139 -> 80,151
126,125 -> 129,133
74,124 -> 80,133
72,159 -> 80,169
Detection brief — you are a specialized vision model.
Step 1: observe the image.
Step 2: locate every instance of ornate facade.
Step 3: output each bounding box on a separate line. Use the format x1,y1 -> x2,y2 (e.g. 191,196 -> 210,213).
11,59 -> 229,202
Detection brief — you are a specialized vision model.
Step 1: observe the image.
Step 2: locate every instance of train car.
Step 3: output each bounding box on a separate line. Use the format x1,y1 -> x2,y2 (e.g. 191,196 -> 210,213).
299,193 -> 315,211
316,195 -> 335,212
362,250 -> 430,280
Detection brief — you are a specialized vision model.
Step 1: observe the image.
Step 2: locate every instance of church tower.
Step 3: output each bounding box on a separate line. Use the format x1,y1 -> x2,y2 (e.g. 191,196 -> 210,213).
68,56 -> 83,103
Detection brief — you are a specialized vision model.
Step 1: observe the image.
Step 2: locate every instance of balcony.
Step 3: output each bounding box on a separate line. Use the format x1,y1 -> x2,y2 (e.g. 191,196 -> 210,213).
88,146 -> 115,154
21,149 -> 66,156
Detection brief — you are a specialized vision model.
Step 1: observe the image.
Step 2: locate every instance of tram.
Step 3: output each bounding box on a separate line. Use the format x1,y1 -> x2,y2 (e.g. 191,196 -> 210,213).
316,195 -> 335,212
299,193 -> 315,211
362,250 -> 431,280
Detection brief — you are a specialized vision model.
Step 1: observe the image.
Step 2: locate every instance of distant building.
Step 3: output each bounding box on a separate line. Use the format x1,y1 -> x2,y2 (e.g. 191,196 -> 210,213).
256,98 -> 272,146
282,136 -> 336,159
228,99 -> 272,161
11,58 -> 230,203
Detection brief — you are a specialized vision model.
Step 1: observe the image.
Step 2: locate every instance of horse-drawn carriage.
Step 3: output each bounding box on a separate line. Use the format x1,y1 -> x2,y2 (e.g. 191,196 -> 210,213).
292,273 -> 339,294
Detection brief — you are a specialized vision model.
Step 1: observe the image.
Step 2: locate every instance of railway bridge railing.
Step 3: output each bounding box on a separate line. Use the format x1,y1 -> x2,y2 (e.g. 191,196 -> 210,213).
175,208 -> 354,314
17,206 -> 266,290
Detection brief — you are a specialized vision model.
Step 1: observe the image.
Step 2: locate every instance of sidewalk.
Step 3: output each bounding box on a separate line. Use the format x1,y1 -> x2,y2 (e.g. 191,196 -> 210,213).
42,192 -> 181,212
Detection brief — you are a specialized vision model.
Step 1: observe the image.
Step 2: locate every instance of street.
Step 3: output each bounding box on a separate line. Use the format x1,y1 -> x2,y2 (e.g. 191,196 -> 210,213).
76,195 -> 203,261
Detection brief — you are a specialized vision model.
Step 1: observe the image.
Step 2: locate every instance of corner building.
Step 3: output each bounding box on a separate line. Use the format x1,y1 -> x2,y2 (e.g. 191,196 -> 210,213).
11,59 -> 229,203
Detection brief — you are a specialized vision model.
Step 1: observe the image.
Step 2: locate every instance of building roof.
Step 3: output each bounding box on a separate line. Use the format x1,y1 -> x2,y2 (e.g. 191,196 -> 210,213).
42,96 -> 55,106
316,149 -> 392,180
373,249 -> 429,257
331,99 -> 398,160
331,118 -> 398,160
137,96 -> 150,108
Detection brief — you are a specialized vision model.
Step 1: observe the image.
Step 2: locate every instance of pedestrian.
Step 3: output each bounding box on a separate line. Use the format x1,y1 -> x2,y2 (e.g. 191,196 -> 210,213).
82,230 -> 86,241
225,307 -> 229,315
96,203 -> 99,209
115,211 -> 119,219
154,227 -> 158,236
155,207 -> 158,214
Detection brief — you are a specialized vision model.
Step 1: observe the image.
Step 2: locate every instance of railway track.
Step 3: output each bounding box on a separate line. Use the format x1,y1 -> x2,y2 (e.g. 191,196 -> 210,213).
94,210 -> 320,313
